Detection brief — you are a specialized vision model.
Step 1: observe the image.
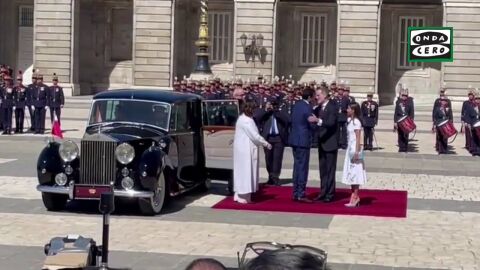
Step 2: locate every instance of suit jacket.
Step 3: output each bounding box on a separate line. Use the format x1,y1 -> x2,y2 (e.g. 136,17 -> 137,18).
313,100 -> 339,152
32,83 -> 48,108
288,100 -> 314,148
48,85 -> 65,108
255,109 -> 290,144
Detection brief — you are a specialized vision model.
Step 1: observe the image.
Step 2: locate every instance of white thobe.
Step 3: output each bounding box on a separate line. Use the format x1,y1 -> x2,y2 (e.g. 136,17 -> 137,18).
233,114 -> 268,195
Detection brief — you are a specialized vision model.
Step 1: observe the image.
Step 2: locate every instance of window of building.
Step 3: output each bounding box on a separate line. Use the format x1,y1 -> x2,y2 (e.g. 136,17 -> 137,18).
208,12 -> 233,63
110,7 -> 133,62
300,13 -> 327,66
19,6 -> 34,27
398,16 -> 425,69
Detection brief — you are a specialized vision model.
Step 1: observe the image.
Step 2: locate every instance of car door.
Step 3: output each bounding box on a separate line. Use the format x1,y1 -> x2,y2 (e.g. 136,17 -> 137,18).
170,102 -> 197,183
202,100 -> 239,170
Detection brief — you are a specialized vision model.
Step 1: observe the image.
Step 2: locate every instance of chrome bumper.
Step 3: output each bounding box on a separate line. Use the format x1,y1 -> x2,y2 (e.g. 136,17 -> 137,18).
36,185 -> 154,199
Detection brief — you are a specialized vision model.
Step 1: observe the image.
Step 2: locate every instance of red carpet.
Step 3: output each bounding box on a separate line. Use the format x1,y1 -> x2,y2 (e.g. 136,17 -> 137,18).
212,186 -> 407,218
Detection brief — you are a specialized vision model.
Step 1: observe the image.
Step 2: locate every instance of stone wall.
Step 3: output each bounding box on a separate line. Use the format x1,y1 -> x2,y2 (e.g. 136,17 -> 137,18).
234,0 -> 275,81
133,0 -> 173,87
34,0 -> 72,88
443,0 -> 480,100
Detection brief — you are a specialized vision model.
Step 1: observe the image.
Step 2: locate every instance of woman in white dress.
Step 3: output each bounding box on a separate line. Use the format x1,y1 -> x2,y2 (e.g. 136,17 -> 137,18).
233,102 -> 272,204
342,102 -> 367,207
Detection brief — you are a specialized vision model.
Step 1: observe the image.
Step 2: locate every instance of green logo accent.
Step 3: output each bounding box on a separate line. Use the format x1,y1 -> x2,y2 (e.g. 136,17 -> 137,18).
408,27 -> 453,63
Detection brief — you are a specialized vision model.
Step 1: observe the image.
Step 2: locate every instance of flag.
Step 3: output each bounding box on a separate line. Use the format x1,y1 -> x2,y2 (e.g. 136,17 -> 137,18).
51,114 -> 63,139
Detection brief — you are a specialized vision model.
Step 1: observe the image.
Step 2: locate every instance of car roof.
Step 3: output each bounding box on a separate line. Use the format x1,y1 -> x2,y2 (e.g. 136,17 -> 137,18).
93,89 -> 203,104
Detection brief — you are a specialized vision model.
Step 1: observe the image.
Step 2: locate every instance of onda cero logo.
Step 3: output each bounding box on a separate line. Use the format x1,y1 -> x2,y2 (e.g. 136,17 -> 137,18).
408,27 -> 453,62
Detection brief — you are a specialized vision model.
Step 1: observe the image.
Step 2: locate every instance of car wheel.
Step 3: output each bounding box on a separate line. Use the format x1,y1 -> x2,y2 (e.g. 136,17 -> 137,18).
138,173 -> 166,215
199,178 -> 211,192
42,192 -> 68,211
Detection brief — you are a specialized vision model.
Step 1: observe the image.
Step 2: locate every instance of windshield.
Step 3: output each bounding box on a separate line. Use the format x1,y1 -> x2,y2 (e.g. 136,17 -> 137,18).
89,99 -> 171,130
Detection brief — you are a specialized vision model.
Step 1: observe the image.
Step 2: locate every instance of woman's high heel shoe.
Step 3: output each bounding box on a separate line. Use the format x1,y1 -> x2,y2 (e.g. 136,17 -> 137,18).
344,198 -> 360,208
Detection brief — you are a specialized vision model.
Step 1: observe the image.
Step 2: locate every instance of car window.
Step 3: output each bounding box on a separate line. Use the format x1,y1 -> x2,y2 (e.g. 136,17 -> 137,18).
170,103 -> 191,131
202,100 -> 239,127
89,99 -> 171,130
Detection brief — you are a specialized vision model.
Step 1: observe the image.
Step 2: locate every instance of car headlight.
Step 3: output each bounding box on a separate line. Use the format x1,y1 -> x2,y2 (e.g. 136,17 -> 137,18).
115,143 -> 135,165
59,141 -> 79,162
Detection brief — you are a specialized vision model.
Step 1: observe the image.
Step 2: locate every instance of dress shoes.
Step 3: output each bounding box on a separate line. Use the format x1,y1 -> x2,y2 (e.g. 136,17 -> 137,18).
293,197 -> 313,203
322,197 -> 335,203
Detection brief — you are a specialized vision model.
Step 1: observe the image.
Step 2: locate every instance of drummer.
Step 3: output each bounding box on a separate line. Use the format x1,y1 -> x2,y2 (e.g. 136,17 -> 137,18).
465,94 -> 480,156
461,90 -> 476,153
394,89 -> 415,153
433,98 -> 453,154
432,88 -> 451,122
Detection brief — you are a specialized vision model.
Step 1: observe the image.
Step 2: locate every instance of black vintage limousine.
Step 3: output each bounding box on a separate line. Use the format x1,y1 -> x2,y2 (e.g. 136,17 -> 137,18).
36,89 -> 239,215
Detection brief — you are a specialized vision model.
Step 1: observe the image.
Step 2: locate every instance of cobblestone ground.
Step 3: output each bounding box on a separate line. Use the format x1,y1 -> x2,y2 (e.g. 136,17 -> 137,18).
0,97 -> 479,270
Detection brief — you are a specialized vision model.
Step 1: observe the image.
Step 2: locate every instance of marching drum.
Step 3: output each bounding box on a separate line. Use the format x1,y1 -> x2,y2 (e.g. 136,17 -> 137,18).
473,121 -> 480,138
438,120 -> 457,139
397,116 -> 416,134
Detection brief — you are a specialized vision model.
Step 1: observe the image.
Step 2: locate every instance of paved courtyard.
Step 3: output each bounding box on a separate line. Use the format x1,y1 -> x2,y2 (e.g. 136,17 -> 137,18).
0,97 -> 479,270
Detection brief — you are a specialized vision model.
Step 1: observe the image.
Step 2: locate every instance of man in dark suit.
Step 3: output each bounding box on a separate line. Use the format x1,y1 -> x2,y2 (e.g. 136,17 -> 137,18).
361,92 -> 378,151
288,87 -> 316,203
308,87 -> 339,202
255,98 -> 290,186
335,86 -> 349,149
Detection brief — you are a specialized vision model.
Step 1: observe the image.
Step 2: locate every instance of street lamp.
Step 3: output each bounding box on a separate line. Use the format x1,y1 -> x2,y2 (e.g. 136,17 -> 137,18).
191,0 -> 212,79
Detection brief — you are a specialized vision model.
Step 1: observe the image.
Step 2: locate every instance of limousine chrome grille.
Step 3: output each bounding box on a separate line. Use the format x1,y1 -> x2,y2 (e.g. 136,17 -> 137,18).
79,140 -> 117,185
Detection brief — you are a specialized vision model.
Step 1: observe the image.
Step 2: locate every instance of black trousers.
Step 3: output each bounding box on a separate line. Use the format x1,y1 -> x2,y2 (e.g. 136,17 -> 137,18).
2,108 -> 13,132
471,129 -> 480,156
318,148 -> 338,199
465,126 -> 472,151
338,122 -> 347,148
49,107 -> 61,124
397,129 -> 409,152
34,107 -> 46,133
28,105 -> 35,130
363,127 -> 374,149
15,108 -> 25,132
264,136 -> 284,182
436,129 -> 448,154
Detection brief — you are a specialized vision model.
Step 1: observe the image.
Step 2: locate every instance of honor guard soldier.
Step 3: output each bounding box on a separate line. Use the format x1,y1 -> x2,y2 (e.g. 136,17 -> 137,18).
335,84 -> 349,149
14,71 -> 27,133
26,71 -> 38,131
433,98 -> 453,154
1,75 -> 14,135
32,73 -> 48,134
48,73 -> 65,124
432,88 -> 451,122
461,89 -> 476,152
394,89 -> 415,152
465,94 -> 480,156
361,92 -> 378,151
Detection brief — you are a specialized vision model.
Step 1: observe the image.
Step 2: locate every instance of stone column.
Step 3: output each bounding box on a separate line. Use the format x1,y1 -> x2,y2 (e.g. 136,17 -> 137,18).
34,0 -> 74,95
336,0 -> 380,98
133,0 -> 173,88
234,0 -> 275,81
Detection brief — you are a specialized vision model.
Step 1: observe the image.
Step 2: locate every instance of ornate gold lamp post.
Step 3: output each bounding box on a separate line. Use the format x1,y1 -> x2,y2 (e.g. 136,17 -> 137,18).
191,0 -> 212,79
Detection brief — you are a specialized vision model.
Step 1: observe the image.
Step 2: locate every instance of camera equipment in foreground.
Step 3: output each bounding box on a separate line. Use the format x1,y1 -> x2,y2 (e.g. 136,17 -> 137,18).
237,241 -> 328,270
42,192 -> 130,270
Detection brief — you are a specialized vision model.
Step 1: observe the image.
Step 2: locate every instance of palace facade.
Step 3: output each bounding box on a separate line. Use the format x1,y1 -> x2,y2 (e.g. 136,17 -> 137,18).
0,0 -> 479,104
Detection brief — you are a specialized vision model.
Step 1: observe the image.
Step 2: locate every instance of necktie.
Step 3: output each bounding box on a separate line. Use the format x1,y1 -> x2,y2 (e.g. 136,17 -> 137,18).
270,116 -> 277,135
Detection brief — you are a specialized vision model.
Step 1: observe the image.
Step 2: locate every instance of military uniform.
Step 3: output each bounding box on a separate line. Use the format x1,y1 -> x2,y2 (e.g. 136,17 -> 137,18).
32,75 -> 48,134
361,93 -> 378,150
394,92 -> 415,152
48,74 -> 65,124
433,102 -> 453,154
431,89 -> 452,122
1,77 -> 14,135
461,91 -> 476,152
13,73 -> 27,133
26,74 -> 38,131
464,96 -> 480,156
335,91 -> 349,149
